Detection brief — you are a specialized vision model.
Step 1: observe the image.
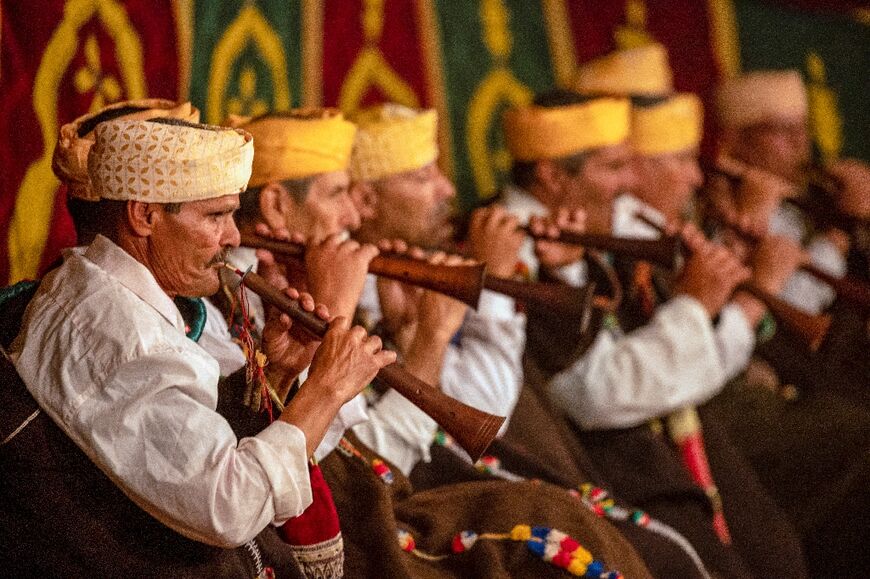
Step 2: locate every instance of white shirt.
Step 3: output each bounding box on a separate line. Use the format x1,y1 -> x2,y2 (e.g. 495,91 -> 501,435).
503,188 -> 732,430
12,236 -> 312,548
352,274 -> 524,471
613,194 -> 755,382
770,203 -> 846,314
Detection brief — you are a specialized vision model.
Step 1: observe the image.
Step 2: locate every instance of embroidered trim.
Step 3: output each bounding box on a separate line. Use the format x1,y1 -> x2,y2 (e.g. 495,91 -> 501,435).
288,534 -> 344,579
1,409 -> 41,446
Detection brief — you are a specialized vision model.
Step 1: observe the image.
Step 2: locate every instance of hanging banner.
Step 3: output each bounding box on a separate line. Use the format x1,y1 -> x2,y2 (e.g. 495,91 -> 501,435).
188,0 -> 303,125
0,0 -> 181,284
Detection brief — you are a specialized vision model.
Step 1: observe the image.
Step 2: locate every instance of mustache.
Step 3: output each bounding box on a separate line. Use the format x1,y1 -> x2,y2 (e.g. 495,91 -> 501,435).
207,250 -> 228,267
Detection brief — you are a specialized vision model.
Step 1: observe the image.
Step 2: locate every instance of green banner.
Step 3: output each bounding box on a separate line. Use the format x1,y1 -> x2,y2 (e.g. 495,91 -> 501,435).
435,0 -> 555,209
734,0 -> 869,163
189,1 -> 303,125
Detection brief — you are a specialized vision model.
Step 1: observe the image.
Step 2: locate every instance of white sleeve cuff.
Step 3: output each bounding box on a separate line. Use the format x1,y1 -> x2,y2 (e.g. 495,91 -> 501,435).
475,290 -> 517,321
247,420 -> 312,524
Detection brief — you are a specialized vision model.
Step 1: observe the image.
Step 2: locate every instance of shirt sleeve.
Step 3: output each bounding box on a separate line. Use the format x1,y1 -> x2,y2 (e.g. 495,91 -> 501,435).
439,290 -> 525,437
779,235 -> 846,314
548,296 -> 727,430
714,303 -> 755,382
22,346 -> 312,549
351,389 -> 438,475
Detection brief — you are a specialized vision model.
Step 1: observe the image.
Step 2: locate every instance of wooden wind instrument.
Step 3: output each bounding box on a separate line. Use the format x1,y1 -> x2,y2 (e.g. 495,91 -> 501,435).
241,233 -> 486,309
704,160 -> 868,231
710,214 -> 870,310
223,264 -> 505,462
520,226 -> 682,270
634,213 -> 832,352
241,233 -> 596,317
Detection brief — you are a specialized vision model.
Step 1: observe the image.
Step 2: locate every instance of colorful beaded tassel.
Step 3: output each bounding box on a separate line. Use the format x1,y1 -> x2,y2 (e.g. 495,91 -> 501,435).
396,525 -> 622,578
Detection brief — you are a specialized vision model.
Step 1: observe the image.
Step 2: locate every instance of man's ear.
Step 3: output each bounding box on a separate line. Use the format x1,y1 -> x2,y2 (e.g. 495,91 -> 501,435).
349,181 -> 377,221
258,182 -> 292,231
534,160 -> 565,197
126,201 -> 160,237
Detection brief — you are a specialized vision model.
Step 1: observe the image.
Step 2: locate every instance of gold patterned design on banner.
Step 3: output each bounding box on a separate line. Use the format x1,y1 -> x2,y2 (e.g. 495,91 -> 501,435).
8,0 -> 146,283
227,66 -> 270,118
707,0 -> 741,78
339,0 -> 419,115
615,0 -> 655,49
467,0 -> 532,199
206,2 -> 290,124
415,0 -> 454,179
806,52 -> 842,163
301,0 -> 324,107
172,0 -> 193,101
541,0 -> 577,89
74,35 -> 123,112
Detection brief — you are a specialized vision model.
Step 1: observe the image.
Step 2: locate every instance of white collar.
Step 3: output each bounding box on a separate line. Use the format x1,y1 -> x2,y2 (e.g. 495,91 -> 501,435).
84,235 -> 185,332
502,185 -> 550,225
612,194 -> 665,240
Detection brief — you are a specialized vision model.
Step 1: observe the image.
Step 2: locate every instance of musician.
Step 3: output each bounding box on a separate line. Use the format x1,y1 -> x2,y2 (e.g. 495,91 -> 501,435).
6,118 -> 394,571
218,108 -> 656,577
715,70 -> 854,314
501,79 -> 808,575
349,104 -> 525,439
616,94 -> 805,384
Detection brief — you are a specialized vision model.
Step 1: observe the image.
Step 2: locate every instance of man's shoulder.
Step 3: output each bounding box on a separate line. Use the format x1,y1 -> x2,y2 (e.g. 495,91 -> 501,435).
25,255 -> 184,359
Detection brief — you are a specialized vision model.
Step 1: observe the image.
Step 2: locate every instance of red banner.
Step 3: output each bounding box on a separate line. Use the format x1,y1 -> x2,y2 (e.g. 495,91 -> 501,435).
0,0 -> 180,283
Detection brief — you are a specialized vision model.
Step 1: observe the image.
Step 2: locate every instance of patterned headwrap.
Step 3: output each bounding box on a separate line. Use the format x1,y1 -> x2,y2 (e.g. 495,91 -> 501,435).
52,99 -> 200,201
88,119 -> 253,202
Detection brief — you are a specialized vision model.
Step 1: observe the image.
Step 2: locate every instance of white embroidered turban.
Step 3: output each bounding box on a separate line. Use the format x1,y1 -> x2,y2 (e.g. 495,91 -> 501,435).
88,119 -> 254,202
53,99 -> 201,201
716,70 -> 808,129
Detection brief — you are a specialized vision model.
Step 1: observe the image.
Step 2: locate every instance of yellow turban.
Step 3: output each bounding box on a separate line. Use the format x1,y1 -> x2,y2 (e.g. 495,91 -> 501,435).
88,119 -> 253,202
52,99 -> 200,201
630,93 -> 703,156
716,70 -> 808,129
228,109 -> 357,186
349,104 -> 439,181
503,98 -> 631,161
573,43 -> 673,98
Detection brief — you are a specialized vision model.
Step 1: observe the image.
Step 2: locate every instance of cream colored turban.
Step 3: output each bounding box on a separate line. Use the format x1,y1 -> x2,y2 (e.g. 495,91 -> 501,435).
716,70 -> 808,129
573,43 -> 674,98
630,93 -> 703,156
503,98 -> 631,161
227,109 -> 357,186
52,99 -> 200,201
88,119 -> 253,202
349,104 -> 438,182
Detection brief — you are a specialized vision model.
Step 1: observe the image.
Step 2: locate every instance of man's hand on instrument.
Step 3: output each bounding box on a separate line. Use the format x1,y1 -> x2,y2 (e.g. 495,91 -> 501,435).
531,208 -> 586,269
261,287 -> 330,401
467,206 -> 524,278
675,224 -> 751,317
253,222 -> 307,290
413,252 -> 469,343
305,316 -> 396,405
827,158 -> 870,220
305,235 -> 379,320
750,234 -> 806,295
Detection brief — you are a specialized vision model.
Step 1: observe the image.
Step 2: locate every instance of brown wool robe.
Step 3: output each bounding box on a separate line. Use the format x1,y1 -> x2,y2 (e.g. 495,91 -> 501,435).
498,256 -> 810,578
319,432 -> 652,579
0,355 -> 306,579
